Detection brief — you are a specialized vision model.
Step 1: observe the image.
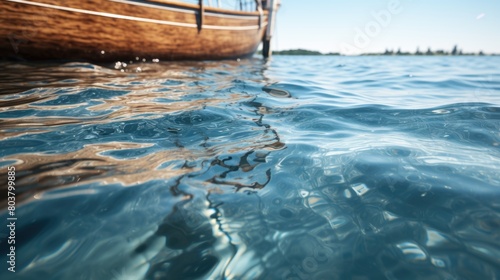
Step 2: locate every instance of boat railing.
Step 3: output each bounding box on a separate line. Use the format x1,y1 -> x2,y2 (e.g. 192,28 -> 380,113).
176,0 -> 263,11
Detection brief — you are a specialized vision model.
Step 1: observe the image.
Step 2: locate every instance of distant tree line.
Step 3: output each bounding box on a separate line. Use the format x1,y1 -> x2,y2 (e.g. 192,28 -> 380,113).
259,46 -> 497,56
258,49 -> 340,56
374,45 -> 487,56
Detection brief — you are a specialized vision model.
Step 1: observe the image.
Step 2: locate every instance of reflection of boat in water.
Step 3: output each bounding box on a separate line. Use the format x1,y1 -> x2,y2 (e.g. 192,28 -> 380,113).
0,0 -> 280,61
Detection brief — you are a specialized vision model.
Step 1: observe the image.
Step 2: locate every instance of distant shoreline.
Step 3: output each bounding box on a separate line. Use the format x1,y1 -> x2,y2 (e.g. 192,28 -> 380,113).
260,48 -> 499,56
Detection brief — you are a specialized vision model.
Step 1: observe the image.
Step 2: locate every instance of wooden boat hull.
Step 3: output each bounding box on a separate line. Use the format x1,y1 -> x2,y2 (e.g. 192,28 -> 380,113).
0,0 -> 268,61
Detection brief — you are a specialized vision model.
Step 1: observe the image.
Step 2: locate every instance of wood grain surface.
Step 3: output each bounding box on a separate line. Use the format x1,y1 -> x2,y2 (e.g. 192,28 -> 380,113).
0,0 -> 269,61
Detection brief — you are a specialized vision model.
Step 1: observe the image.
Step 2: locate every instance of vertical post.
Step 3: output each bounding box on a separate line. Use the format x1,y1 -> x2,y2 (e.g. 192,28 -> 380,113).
217,0 -> 221,8
262,0 -> 279,58
197,0 -> 204,32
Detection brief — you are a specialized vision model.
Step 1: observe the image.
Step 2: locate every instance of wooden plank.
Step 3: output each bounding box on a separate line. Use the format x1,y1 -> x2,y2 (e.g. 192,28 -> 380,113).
0,0 -> 268,61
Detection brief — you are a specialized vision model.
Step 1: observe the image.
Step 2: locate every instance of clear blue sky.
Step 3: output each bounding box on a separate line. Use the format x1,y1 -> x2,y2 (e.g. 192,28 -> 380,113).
273,0 -> 500,54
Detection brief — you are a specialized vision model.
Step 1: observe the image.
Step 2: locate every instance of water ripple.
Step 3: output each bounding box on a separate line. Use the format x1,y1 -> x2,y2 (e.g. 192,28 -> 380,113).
1,56 -> 499,280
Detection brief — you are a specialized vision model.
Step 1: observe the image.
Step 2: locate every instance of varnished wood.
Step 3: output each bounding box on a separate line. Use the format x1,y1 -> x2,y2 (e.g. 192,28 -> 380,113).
148,0 -> 263,16
0,0 -> 269,61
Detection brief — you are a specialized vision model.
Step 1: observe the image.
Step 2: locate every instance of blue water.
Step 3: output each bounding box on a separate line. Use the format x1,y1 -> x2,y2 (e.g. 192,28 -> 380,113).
1,56 -> 499,280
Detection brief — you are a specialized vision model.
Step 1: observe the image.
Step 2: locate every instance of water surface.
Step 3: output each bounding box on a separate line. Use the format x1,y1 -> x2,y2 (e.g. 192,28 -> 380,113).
1,56 -> 499,279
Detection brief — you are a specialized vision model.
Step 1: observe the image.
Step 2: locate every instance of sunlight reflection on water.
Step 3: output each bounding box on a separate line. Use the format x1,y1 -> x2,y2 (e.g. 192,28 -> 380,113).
1,56 -> 500,280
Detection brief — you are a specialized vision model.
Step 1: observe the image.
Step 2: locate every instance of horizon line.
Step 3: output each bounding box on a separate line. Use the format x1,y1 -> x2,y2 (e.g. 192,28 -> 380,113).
267,48 -> 500,56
